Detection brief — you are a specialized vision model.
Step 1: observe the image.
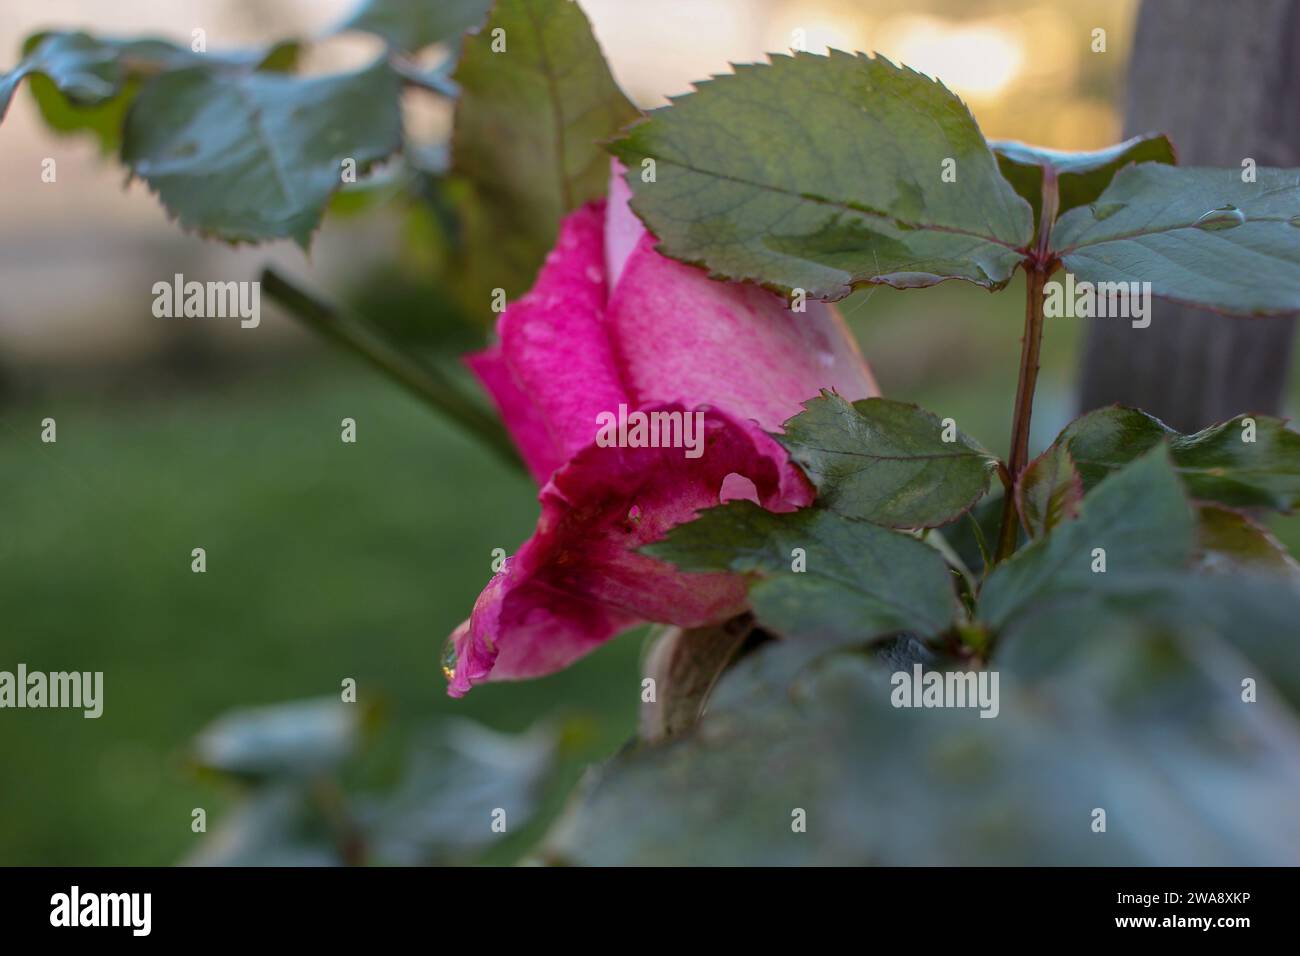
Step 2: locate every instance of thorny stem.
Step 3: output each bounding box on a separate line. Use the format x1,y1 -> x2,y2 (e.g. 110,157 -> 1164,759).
995,168 -> 1060,563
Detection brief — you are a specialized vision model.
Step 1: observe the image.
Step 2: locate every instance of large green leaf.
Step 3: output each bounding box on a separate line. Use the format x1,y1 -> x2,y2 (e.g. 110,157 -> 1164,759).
991,132 -> 1176,226
609,51 -> 1033,301
121,59 -> 402,247
979,448 -> 1195,629
645,501 -> 957,641
1057,406 -> 1300,511
1,31 -> 298,150
1001,572 -> 1300,710
338,0 -> 492,52
1052,164 -> 1300,316
1014,441 -> 1082,538
451,0 -> 638,301
778,392 -> 998,528
362,720 -> 555,865
545,581 -> 1300,865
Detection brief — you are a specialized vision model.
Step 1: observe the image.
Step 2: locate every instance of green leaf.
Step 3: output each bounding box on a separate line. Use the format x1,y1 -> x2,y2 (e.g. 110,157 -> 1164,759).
942,487 -> 1008,577
362,720 -> 555,865
1014,442 -> 1082,538
192,698 -> 365,780
1058,406 -> 1300,511
338,0 -> 492,52
2,31 -> 299,150
121,59 -> 402,246
389,55 -> 459,97
1001,571 -> 1300,710
183,784 -> 344,866
778,392 -> 998,529
992,132 -> 1176,225
646,501 -> 957,641
609,51 -> 1032,301
1052,164 -> 1300,316
1195,505 -> 1299,576
451,0 -> 638,300
545,587 -> 1300,864
2,32 -> 121,124
979,447 -> 1195,629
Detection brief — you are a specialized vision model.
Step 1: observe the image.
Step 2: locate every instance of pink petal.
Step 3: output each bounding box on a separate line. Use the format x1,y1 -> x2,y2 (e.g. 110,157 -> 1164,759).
604,160 -> 645,287
470,202 -> 631,483
464,345 -> 564,483
608,233 -> 879,430
445,403 -> 813,695
445,575 -> 635,698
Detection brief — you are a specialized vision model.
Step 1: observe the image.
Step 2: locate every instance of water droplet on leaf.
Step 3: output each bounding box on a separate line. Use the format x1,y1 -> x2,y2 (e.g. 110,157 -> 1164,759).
1194,205 -> 1246,231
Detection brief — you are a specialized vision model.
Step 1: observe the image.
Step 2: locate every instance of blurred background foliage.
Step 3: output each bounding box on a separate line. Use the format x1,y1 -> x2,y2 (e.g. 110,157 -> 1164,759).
1,0 -> 1298,864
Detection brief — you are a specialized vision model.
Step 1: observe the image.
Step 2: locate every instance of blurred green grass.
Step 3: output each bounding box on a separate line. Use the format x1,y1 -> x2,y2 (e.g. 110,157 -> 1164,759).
0,356 -> 644,865
2,276 -> 1297,864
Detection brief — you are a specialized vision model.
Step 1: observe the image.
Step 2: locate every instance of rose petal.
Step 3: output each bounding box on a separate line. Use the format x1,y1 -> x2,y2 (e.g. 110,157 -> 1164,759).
465,345 -> 565,483
604,160 -> 645,287
608,233 -> 879,429
471,202 -> 631,481
446,576 -> 634,698
446,403 -> 812,695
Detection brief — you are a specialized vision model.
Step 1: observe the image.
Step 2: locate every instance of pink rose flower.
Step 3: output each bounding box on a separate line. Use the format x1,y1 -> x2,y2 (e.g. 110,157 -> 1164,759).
445,163 -> 878,696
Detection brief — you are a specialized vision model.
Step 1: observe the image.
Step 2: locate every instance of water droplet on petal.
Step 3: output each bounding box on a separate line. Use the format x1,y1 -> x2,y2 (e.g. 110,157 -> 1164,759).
1090,201 -> 1126,221
440,636 -> 458,682
585,265 -> 602,284
1194,204 -> 1246,231
626,504 -> 641,525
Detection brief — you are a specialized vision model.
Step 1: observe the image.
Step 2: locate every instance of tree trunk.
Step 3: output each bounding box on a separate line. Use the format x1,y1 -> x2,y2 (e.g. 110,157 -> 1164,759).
1076,0 -> 1300,431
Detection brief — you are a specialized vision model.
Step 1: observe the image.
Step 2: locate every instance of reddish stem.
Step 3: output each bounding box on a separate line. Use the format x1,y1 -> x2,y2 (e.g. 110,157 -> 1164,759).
994,169 -> 1059,563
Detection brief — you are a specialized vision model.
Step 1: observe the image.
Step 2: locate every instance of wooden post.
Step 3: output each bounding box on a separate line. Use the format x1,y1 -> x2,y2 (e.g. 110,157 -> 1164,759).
1077,0 -> 1300,431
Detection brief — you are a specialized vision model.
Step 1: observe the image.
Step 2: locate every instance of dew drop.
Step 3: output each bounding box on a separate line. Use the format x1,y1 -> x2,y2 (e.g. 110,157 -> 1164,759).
1289,215 -> 1300,227
584,265 -> 602,284
440,636 -> 458,682
1090,201 -> 1126,221
1194,204 -> 1246,231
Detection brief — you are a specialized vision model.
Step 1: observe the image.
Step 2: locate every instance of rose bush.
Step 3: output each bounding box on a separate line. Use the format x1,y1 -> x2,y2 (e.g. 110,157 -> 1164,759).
444,164 -> 878,696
